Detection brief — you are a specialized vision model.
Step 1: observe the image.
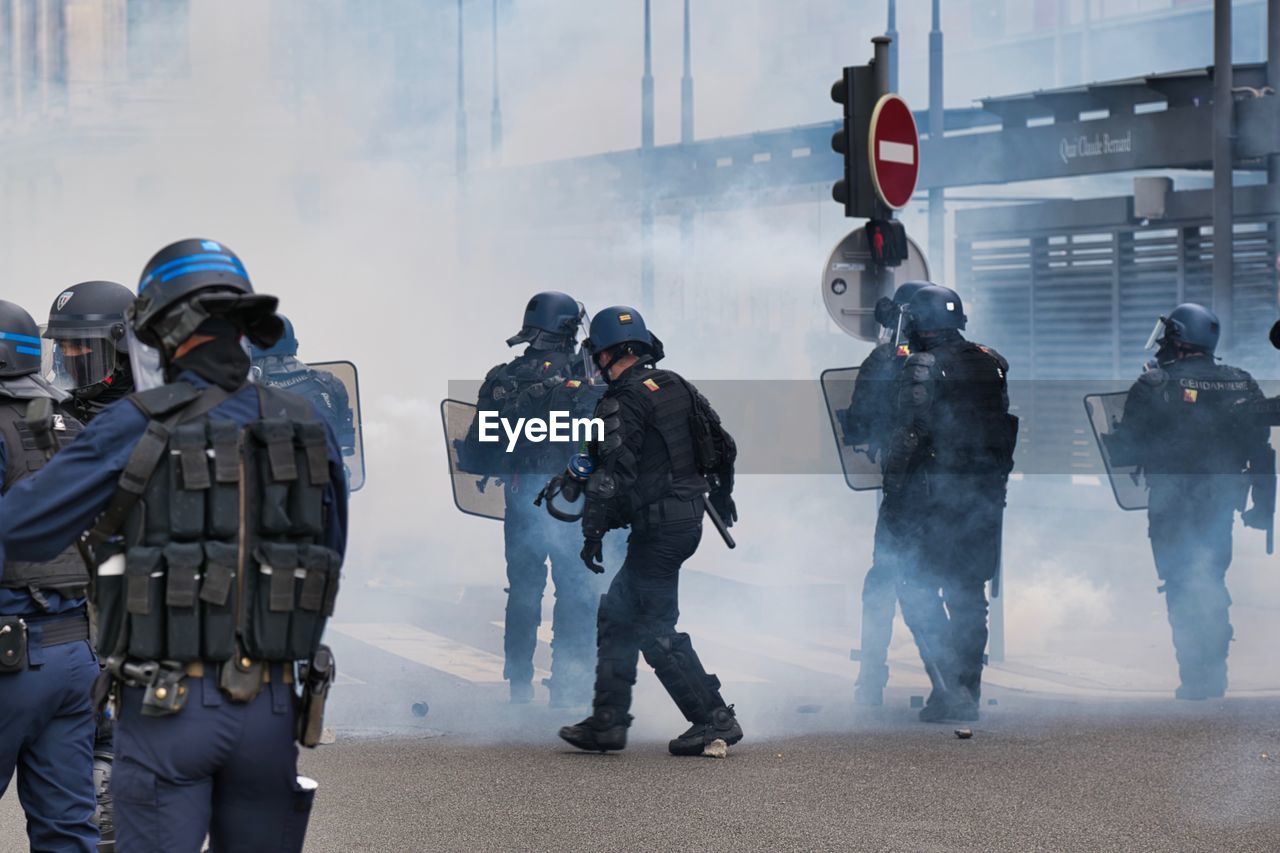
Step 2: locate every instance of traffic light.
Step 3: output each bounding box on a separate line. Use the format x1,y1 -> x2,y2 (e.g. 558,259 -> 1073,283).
831,67 -> 855,216
829,63 -> 878,220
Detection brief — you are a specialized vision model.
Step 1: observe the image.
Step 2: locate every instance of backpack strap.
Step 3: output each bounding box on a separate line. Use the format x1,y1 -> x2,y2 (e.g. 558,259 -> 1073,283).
85,382 -> 235,546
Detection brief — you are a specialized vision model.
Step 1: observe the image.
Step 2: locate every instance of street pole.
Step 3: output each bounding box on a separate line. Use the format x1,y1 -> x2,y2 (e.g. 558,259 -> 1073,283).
1268,0 -> 1280,302
885,0 -> 898,94
928,0 -> 945,280
1212,0 -> 1234,350
641,0 -> 655,311
679,0 -> 694,321
490,0 -> 502,164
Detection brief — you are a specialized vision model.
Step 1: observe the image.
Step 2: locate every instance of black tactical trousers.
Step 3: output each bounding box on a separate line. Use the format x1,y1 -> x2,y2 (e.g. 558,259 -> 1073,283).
895,473 -> 1005,698
857,496 -> 910,686
593,517 -> 726,722
502,483 -> 600,688
1148,480 -> 1236,693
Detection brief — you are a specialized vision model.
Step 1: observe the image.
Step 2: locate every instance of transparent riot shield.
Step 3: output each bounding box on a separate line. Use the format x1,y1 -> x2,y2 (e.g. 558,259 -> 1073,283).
1082,391 -> 1148,511
440,398 -> 505,521
819,366 -> 883,491
310,361 -> 366,492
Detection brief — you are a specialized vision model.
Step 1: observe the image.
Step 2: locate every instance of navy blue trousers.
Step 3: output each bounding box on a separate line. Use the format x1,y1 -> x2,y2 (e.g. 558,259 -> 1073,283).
0,637 -> 99,853
113,670 -> 313,853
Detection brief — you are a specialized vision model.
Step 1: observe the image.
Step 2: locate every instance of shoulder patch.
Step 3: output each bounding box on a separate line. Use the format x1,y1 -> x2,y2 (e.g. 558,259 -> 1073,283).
643,378 -> 661,392
565,379 -> 582,388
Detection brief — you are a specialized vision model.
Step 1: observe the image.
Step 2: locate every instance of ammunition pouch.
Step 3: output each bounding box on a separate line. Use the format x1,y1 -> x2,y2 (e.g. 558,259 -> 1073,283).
0,615 -> 28,674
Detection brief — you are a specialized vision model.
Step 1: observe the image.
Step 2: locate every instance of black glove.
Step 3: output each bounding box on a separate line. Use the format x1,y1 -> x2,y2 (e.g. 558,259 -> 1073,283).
580,538 -> 605,574
709,490 -> 737,528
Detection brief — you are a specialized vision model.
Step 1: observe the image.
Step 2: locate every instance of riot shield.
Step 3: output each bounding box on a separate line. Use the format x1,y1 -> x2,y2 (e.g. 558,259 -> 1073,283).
440,398 -> 505,521
819,366 -> 883,491
1082,391 -> 1148,511
311,361 -> 366,492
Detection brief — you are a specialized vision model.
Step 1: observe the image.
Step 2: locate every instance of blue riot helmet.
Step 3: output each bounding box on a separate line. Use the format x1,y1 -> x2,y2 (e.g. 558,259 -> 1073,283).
44,280 -> 135,398
251,314 -> 298,359
132,238 -> 282,352
506,291 -> 583,350
130,239 -> 283,390
873,281 -> 931,339
583,305 -> 665,380
0,299 -> 42,378
1146,302 -> 1220,356
904,285 -> 967,334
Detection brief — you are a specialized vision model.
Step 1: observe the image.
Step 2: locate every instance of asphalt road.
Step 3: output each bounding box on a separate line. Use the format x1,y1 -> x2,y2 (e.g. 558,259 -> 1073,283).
293,690 -> 1280,853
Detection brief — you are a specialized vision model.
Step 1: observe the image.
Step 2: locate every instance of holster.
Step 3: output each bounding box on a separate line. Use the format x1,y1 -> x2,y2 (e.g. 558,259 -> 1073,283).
297,645 -> 335,748
0,615 -> 28,674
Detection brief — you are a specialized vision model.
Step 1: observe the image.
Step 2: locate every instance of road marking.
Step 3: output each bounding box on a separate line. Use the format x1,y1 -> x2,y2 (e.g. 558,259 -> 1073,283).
331,622 -> 531,684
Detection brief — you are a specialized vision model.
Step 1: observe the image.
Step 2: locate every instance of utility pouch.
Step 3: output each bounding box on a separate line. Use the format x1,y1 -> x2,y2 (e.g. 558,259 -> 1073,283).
252,420 -> 298,535
207,421 -> 242,539
139,666 -> 189,717
290,423 -> 329,537
169,423 -> 210,539
162,542 -> 203,661
297,645 -> 335,748
219,649 -> 264,703
125,547 -> 166,660
200,541 -> 238,661
248,543 -> 298,660
290,546 -> 340,655
0,615 -> 28,674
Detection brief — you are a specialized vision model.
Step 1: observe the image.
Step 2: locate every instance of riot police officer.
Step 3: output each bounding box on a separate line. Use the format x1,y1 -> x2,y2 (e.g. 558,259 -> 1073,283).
468,292 -> 600,706
251,314 -> 356,458
0,299 -> 99,852
45,280 -> 138,423
1106,303 -> 1270,700
0,239 -> 348,852
842,281 -> 927,706
45,278 -> 138,850
884,285 -> 1017,723
558,306 -> 742,756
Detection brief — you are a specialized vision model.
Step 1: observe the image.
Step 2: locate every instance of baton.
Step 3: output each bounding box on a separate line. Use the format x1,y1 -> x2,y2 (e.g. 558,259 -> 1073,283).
702,496 -> 736,549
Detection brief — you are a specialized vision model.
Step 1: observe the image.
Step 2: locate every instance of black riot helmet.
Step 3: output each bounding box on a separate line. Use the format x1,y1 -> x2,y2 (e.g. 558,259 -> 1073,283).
873,281 -> 931,331
506,291 -> 583,350
132,238 -> 283,353
44,280 -> 135,400
904,285 -> 967,333
0,299 -> 42,378
1147,302 -> 1220,356
584,305 -> 665,380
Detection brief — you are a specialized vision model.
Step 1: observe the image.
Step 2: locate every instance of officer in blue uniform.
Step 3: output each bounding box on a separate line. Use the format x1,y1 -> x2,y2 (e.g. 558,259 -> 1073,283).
0,239 -> 349,853
250,314 -> 355,457
45,277 -> 139,851
1106,304 -> 1271,700
841,281 -> 927,706
0,299 -> 99,852
463,292 -> 601,706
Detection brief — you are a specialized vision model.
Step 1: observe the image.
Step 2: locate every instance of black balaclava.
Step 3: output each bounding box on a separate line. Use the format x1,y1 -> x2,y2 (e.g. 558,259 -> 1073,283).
168,317 -> 250,391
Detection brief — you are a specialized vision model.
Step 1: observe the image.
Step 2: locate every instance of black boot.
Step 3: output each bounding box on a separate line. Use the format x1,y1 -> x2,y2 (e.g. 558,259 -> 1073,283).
668,705 -> 744,756
559,707 -> 631,753
918,687 -> 978,723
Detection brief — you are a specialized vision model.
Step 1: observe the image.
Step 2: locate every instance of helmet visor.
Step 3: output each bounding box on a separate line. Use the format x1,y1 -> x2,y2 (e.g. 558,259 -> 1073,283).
49,336 -> 119,391
1144,317 -> 1166,351
126,324 -> 165,392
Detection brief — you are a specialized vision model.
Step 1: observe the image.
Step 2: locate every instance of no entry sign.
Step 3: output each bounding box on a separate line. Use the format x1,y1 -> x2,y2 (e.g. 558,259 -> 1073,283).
868,94 -> 919,210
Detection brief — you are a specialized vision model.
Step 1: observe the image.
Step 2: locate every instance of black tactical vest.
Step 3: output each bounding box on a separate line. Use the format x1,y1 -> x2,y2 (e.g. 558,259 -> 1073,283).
628,368 -> 706,506
92,382 -> 341,665
0,398 -> 89,596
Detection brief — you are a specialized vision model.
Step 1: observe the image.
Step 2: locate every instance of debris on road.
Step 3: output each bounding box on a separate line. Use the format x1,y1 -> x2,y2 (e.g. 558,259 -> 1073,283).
955,729 -> 973,740
703,739 -> 729,759
320,728 -> 337,745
